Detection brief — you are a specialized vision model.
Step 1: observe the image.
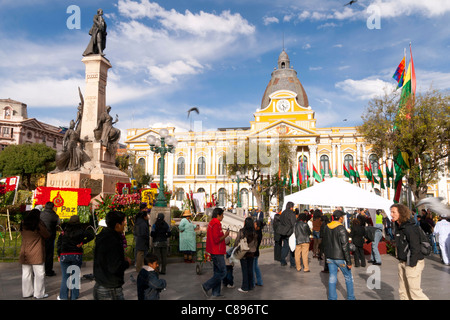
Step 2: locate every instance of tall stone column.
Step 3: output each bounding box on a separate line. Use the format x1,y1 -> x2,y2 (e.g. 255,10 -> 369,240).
80,55 -> 112,143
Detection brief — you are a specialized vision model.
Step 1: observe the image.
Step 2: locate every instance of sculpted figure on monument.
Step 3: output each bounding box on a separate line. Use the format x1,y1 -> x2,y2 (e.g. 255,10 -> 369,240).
83,9 -> 107,56
94,105 -> 121,155
54,120 -> 90,172
74,87 -> 83,134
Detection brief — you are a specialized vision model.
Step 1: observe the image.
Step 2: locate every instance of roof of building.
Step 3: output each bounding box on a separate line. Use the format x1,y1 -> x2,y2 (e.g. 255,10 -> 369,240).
260,50 -> 309,109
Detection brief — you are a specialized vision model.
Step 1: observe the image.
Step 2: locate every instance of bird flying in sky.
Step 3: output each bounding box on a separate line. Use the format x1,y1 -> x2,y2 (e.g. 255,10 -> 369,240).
344,0 -> 357,6
187,107 -> 199,118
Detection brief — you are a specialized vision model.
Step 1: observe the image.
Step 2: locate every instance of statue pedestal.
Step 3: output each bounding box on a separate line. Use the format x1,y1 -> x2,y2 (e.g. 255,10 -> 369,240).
80,55 -> 111,143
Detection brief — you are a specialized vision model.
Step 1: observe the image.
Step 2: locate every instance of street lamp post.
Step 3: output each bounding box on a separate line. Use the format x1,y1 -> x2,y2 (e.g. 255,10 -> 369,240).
146,129 -> 178,207
231,171 -> 246,208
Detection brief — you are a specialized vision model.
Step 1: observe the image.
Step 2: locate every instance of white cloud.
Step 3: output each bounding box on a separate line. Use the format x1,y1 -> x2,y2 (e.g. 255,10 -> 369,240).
109,0 -> 256,85
335,77 -> 396,100
117,0 -> 255,36
309,66 -> 323,71
371,0 -> 450,18
293,0 -> 450,23
148,59 -> 204,84
263,16 -> 279,25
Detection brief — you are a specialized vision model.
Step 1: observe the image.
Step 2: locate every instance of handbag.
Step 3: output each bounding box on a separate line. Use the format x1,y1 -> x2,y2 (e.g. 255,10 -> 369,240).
232,232 -> 250,260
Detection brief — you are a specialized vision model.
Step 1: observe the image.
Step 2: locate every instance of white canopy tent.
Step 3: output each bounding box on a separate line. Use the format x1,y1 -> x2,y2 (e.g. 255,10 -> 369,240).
282,178 -> 394,220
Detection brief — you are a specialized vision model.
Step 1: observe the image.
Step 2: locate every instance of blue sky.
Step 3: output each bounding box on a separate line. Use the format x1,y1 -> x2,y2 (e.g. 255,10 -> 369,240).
1,0 -> 449,139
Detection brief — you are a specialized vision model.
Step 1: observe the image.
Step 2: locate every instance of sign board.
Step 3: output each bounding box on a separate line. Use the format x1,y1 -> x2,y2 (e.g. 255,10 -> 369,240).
33,187 -> 91,220
0,176 -> 20,194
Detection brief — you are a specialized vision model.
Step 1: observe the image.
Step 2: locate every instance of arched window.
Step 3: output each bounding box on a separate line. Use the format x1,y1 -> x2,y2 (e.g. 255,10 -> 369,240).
4,107 -> 12,119
298,155 -> 308,181
369,154 -> 379,173
198,156 -> 206,175
344,154 -> 354,169
218,188 -> 226,207
177,157 -> 185,175
320,155 -> 330,175
138,158 -> 145,169
218,156 -> 226,175
176,188 -> 184,201
240,188 -> 249,209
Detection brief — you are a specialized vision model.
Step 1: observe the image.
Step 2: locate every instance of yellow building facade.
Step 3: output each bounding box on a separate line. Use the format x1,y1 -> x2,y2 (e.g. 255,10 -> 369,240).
125,50 -> 450,210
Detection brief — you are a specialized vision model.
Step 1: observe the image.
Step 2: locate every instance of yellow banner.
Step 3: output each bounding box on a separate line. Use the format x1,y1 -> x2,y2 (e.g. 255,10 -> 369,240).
50,190 -> 79,220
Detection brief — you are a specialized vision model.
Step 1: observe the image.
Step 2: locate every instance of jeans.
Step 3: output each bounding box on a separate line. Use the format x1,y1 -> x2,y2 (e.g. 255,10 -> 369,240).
240,256 -> 254,291
327,259 -> 355,300
253,256 -> 263,286
280,236 -> 295,266
371,225 -> 383,263
93,283 -> 125,300
202,254 -> 227,297
59,254 -> 83,300
153,244 -> 167,273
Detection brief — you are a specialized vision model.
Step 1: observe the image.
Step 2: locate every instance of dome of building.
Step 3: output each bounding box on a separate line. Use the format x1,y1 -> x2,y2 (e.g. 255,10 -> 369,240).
260,49 -> 309,109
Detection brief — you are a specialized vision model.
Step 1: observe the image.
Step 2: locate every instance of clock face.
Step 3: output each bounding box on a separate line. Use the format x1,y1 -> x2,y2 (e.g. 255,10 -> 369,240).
276,99 -> 290,112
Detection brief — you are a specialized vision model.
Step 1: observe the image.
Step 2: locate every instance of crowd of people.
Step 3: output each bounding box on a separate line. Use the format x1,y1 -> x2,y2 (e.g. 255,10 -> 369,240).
16,199 -> 450,301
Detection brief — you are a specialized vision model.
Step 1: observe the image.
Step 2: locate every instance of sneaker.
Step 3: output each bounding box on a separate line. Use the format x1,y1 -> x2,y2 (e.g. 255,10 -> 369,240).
238,288 -> 248,293
34,294 -> 49,299
200,284 -> 210,298
226,284 -> 235,288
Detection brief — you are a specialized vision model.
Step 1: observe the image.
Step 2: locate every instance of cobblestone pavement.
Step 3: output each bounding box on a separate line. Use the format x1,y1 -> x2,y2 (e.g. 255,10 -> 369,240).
1,248 -> 449,301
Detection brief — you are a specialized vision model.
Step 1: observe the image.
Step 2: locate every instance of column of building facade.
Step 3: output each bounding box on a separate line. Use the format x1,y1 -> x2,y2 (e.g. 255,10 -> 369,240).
337,144 -> 343,175
308,144 -> 317,175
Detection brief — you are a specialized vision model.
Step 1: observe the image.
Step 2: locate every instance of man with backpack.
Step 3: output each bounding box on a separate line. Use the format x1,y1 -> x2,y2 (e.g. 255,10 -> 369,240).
390,204 -> 429,300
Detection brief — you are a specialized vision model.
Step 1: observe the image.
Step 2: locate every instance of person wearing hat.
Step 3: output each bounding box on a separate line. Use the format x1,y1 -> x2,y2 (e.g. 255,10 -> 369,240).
179,210 -> 198,263
322,210 -> 355,300
56,215 -> 95,300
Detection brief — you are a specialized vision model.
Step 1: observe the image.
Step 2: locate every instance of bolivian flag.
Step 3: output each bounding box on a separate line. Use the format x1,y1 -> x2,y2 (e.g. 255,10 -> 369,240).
399,45 -> 416,118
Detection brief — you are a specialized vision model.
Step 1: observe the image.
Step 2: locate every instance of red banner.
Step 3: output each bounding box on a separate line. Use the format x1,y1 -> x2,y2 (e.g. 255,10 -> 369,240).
0,176 -> 20,194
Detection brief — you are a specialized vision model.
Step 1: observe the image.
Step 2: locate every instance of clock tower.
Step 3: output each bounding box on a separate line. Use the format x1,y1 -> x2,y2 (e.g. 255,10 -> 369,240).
251,49 -> 316,133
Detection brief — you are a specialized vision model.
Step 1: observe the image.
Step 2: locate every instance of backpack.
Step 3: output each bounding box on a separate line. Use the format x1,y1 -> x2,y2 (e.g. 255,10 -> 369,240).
416,226 -> 432,256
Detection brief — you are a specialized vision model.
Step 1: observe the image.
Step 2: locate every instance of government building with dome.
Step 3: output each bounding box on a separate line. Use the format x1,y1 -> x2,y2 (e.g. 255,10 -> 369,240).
125,50 -> 449,211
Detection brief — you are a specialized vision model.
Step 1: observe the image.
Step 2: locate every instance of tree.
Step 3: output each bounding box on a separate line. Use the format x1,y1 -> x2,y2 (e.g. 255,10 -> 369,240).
225,137 -> 295,211
0,143 -> 56,190
358,89 -> 450,204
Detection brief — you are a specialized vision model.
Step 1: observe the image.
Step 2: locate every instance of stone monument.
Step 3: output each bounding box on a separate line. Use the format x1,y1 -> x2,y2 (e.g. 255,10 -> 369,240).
47,9 -> 128,201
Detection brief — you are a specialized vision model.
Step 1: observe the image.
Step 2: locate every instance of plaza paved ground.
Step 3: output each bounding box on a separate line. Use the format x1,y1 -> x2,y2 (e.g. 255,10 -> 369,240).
1,248 -> 449,301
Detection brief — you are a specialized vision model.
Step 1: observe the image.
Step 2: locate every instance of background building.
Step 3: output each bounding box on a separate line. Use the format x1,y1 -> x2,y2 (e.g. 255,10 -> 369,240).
0,99 -> 64,152
125,50 -> 450,211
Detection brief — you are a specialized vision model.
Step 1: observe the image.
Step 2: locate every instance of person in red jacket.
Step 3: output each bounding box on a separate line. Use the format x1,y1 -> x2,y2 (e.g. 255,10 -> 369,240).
201,208 -> 230,298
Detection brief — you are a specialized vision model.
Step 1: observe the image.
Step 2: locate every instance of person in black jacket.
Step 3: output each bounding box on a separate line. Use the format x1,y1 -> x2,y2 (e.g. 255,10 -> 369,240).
349,218 -> 366,267
390,204 -> 429,300
278,202 -> 296,267
253,219 -> 265,286
151,213 -> 171,274
294,213 -> 311,272
134,205 -> 150,272
93,211 -> 131,300
40,201 -> 60,276
322,210 -> 355,300
56,215 -> 95,300
272,211 -> 282,262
